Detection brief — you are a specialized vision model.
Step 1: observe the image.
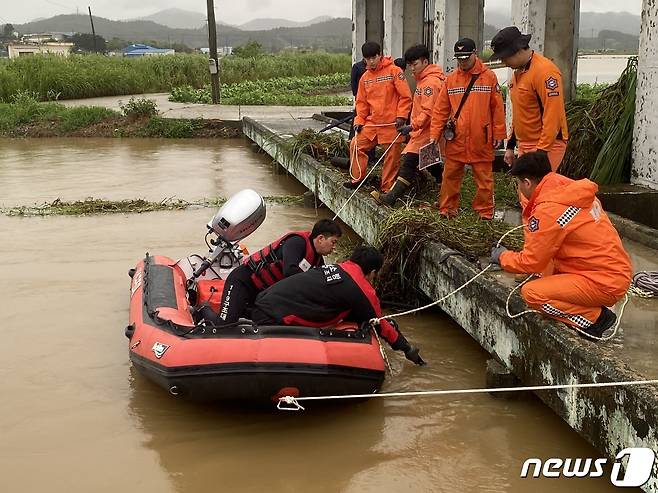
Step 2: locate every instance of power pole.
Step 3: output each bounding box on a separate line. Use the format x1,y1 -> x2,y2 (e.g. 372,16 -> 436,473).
206,0 -> 220,104
88,6 -> 97,53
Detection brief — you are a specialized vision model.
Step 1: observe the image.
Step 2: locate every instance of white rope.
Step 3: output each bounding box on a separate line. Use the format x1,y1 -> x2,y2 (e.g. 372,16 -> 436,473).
333,132 -> 402,220
371,224 -> 526,322
349,122 -> 397,182
277,379 -> 658,410
371,325 -> 393,374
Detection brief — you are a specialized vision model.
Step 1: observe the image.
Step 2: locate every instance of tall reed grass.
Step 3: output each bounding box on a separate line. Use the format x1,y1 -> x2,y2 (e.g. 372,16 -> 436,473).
0,52 -> 351,102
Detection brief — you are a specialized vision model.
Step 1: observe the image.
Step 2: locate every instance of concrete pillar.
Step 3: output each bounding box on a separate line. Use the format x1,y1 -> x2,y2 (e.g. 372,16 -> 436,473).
632,0 -> 658,190
403,0 -> 424,53
433,0 -> 462,72
366,0 -> 385,50
511,0 -> 579,101
352,0 -> 367,64
433,0 -> 484,73
384,0 -> 404,59
544,0 -> 579,101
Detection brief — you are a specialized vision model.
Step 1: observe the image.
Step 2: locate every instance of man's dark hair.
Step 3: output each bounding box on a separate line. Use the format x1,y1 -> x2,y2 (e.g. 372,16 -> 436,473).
361,41 -> 382,58
311,219 -> 342,239
349,246 -> 384,274
509,151 -> 551,181
404,44 -> 430,64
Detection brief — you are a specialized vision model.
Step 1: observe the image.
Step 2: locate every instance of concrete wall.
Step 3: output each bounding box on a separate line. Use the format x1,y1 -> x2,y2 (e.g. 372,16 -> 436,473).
632,0 -> 658,190
243,116 -> 658,492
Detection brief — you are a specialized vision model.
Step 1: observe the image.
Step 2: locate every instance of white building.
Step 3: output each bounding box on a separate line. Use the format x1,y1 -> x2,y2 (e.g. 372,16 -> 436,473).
8,42 -> 74,58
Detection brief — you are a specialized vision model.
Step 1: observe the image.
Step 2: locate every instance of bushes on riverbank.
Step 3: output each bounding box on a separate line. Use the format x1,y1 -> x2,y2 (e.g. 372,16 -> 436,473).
0,94 -> 238,138
0,52 -> 351,102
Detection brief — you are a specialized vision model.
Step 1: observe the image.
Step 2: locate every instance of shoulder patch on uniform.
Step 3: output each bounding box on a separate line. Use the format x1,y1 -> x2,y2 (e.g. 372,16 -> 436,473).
528,216 -> 540,232
545,76 -> 558,91
495,83 -> 501,93
547,91 -> 560,97
424,87 -> 433,96
556,206 -> 580,228
321,264 -> 343,285
397,72 -> 406,80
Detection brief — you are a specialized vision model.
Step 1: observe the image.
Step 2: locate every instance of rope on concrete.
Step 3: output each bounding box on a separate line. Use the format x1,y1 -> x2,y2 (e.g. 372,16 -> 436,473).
276,379 -> 658,411
630,271 -> 658,298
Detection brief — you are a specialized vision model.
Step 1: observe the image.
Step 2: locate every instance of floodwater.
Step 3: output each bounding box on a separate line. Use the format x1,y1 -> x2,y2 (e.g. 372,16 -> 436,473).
0,138 -> 626,492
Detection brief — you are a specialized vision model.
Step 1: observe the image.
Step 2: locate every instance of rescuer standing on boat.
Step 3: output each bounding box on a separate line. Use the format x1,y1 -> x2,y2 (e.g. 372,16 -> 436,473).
201,219 -> 342,325
252,245 -> 425,365
490,152 -> 632,339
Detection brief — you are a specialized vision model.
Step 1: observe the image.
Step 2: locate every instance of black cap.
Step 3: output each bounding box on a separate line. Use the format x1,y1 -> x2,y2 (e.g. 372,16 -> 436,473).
394,57 -> 406,70
491,26 -> 532,60
453,38 -> 476,59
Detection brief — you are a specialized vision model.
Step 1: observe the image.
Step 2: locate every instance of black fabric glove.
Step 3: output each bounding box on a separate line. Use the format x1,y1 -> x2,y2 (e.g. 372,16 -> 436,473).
399,125 -> 413,136
395,117 -> 406,129
404,345 -> 426,366
390,333 -> 426,366
354,124 -> 363,134
490,245 -> 508,265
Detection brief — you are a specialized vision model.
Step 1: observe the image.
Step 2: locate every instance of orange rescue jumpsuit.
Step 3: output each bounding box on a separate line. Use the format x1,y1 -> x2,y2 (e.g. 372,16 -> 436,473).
404,64 -> 446,155
508,52 -> 569,208
429,58 -> 506,219
500,172 -> 632,330
350,56 -> 413,192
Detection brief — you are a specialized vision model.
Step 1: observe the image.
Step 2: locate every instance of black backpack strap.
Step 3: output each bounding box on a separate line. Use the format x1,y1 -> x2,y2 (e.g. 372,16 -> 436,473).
453,73 -> 480,121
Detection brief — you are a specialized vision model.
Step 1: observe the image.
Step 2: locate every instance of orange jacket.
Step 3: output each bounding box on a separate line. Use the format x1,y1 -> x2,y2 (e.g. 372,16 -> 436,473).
429,58 -> 506,163
354,56 -> 413,143
500,173 -> 632,295
404,64 -> 446,154
508,52 -> 569,150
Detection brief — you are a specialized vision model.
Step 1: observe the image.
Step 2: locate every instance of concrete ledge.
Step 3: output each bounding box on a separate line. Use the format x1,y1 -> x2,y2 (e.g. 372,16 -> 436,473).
243,116 -> 658,491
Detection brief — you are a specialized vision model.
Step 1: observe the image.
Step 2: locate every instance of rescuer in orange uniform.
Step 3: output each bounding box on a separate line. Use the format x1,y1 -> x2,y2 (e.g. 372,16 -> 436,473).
345,41 -> 413,193
490,152 -> 632,339
491,27 -> 569,207
429,38 -> 506,220
371,44 -> 445,206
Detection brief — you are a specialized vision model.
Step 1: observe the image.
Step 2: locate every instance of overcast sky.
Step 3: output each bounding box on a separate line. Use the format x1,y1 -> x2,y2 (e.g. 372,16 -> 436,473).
1,0 -> 644,25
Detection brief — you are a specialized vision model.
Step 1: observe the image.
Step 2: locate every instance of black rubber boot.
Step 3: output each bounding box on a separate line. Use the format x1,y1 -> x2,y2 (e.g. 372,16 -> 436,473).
342,180 -> 363,190
580,306 -> 617,340
371,177 -> 410,206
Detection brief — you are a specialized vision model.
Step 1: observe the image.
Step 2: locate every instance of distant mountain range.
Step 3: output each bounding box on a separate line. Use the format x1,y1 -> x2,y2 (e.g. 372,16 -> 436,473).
14,14 -> 351,51
484,9 -> 641,38
11,8 -> 640,52
134,9 -> 332,32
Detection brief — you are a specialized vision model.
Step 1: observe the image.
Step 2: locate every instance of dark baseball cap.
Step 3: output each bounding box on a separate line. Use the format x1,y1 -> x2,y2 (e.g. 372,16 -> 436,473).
454,38 -> 476,59
491,26 -> 532,60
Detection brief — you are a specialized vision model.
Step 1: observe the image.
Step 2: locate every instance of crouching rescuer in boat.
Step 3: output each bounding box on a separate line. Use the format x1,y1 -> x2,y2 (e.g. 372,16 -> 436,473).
251,245 -> 425,365
490,151 -> 632,339
200,219 -> 343,325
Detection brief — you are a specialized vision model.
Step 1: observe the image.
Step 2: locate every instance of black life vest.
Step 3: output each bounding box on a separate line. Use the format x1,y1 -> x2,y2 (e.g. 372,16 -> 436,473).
243,231 -> 320,290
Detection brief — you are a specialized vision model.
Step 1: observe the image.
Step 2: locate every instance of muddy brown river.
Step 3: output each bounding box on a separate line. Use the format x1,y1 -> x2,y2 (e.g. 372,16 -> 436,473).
0,138 -> 623,492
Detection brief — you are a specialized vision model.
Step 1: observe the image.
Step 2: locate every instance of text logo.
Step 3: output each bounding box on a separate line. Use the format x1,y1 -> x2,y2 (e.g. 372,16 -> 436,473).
521,448 -> 655,487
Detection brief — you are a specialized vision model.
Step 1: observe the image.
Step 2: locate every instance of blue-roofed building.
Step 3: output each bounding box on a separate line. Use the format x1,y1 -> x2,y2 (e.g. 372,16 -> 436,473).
123,44 -> 175,57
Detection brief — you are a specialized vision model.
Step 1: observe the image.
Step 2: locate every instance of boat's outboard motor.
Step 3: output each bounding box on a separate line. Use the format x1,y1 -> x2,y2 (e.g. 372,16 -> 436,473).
184,189 -> 266,281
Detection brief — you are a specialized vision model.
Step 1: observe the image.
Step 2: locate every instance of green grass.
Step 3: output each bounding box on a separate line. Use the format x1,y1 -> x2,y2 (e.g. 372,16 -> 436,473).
58,106 -> 117,131
170,73 -> 352,106
0,52 -> 351,102
138,117 -> 202,138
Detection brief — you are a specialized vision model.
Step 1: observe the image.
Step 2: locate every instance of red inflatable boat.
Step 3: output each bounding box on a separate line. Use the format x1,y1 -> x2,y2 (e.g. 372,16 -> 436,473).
126,190 -> 386,402
126,254 -> 385,402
